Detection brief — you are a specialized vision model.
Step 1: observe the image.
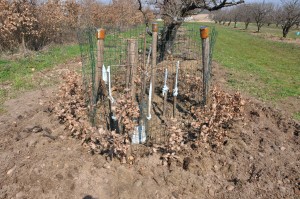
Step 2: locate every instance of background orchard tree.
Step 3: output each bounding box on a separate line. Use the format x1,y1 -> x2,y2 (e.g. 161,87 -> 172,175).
211,10 -> 227,24
278,0 -> 300,38
138,0 -> 244,61
230,6 -> 241,28
273,5 -> 283,27
265,4 -> 275,26
251,2 -> 273,33
239,4 -> 252,30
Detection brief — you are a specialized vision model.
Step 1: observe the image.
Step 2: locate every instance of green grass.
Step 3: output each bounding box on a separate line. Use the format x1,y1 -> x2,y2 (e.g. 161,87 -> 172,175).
0,44 -> 81,112
215,24 -> 299,100
187,22 -> 300,102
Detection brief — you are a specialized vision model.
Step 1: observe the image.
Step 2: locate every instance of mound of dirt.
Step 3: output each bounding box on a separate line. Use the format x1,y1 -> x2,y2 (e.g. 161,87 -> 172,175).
0,61 -> 299,199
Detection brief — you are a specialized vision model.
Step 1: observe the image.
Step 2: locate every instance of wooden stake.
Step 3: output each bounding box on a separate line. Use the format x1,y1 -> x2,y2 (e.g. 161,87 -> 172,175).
127,39 -> 138,99
151,23 -> 158,100
140,33 -> 147,126
200,26 -> 210,106
125,41 -> 131,89
96,28 -> 105,96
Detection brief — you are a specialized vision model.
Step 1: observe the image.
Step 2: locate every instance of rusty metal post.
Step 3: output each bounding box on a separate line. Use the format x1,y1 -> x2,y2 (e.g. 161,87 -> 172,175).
200,26 -> 210,106
96,28 -> 105,95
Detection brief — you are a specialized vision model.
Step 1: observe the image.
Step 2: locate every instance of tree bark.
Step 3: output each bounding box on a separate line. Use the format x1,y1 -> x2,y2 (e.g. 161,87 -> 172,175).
158,22 -> 181,62
245,22 -> 249,30
21,33 -> 26,55
282,26 -> 290,38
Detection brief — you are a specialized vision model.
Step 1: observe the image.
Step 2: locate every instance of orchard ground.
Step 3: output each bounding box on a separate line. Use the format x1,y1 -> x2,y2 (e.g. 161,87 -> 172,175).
0,23 -> 299,198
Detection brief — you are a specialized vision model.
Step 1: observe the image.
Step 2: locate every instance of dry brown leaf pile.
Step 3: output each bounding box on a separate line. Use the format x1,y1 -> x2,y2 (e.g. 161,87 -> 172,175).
53,71 -> 245,163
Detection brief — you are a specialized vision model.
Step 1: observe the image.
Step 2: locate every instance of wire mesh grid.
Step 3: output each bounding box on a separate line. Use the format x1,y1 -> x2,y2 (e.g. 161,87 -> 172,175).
77,23 -> 217,146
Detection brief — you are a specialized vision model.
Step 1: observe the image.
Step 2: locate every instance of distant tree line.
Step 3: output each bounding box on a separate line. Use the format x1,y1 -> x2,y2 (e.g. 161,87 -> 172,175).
211,0 -> 300,38
0,0 -> 154,53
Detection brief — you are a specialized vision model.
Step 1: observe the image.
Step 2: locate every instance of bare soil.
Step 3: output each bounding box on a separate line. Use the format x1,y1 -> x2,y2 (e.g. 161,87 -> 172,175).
0,60 -> 299,199
250,32 -> 300,46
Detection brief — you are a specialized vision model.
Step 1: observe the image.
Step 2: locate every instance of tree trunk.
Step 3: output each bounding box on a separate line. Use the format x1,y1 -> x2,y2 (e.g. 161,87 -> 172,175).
282,26 -> 290,38
228,20 -> 231,26
21,33 -> 26,55
257,23 -> 261,33
245,22 -> 249,30
234,22 -> 237,28
159,22 -> 181,62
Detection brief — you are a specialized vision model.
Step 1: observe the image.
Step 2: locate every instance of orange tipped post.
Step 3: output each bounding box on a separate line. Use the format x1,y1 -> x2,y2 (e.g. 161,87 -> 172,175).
96,28 -> 105,104
200,26 -> 209,39
152,23 -> 158,33
200,26 -> 210,105
97,28 -> 106,40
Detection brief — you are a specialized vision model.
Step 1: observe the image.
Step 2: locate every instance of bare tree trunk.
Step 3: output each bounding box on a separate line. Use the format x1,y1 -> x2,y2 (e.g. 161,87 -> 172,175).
282,26 -> 290,38
21,33 -> 26,55
234,22 -> 237,28
256,22 -> 261,32
245,22 -> 249,30
159,22 -> 181,62
228,20 -> 232,26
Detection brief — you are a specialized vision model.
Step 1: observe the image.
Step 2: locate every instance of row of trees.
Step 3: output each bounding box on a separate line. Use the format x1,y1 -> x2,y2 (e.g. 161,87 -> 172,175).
0,0 -> 153,53
211,0 -> 300,38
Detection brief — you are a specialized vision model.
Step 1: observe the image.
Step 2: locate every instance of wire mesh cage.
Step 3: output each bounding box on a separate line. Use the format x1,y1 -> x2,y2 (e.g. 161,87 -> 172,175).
77,22 -> 217,146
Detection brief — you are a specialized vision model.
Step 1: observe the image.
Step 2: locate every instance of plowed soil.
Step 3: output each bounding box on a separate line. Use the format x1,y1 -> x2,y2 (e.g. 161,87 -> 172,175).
0,60 -> 299,199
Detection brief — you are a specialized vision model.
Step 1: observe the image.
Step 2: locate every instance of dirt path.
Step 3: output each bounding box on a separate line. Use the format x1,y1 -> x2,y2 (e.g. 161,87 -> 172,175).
0,60 -> 299,199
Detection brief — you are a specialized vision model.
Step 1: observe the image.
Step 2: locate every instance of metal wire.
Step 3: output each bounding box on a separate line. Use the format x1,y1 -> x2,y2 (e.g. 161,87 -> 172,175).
77,23 -> 217,145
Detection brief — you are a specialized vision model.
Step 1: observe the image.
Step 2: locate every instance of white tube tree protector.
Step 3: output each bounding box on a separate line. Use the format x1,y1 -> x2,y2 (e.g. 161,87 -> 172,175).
162,68 -> 169,96
107,66 -> 114,103
173,61 -> 179,97
147,82 -> 152,120
102,65 -> 107,84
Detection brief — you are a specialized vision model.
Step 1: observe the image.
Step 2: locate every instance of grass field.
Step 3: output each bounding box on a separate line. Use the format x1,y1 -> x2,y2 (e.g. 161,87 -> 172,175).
214,24 -> 299,100
1,23 -> 299,118
187,22 -> 300,118
0,44 -> 81,112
